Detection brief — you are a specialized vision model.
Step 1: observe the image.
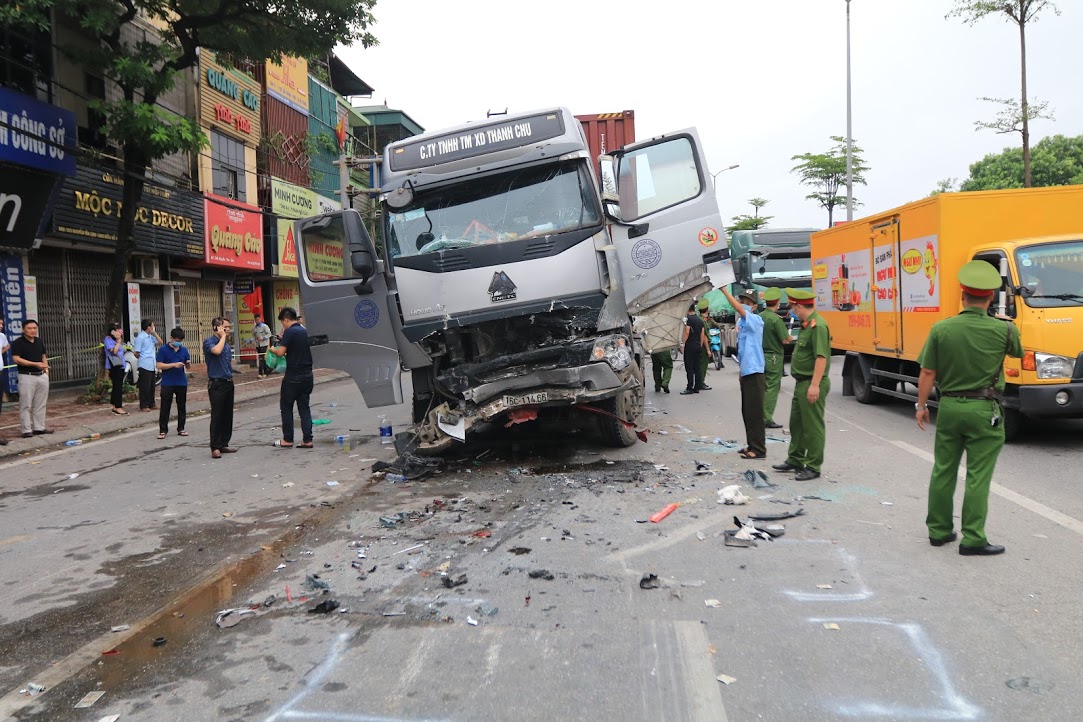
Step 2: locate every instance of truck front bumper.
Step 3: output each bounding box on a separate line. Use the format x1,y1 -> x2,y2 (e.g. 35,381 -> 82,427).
472,362 -> 629,420
1015,381 -> 1083,419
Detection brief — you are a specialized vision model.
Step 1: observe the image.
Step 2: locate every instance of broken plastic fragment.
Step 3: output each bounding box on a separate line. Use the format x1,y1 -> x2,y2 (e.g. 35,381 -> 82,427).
704,599 -> 722,608
716,674 -> 737,685
639,573 -> 661,590
816,584 -> 833,590
466,616 -> 479,626
823,623 -> 841,631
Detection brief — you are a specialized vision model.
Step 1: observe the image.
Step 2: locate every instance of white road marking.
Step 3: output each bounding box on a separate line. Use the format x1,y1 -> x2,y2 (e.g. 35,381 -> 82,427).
784,548 -> 874,602
673,621 -> 729,722
807,617 -> 981,720
891,440 -> 1083,537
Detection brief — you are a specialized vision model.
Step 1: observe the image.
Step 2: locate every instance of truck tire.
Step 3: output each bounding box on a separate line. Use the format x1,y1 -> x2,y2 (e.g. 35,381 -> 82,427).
598,360 -> 644,448
850,360 -> 879,405
1003,408 -> 1023,442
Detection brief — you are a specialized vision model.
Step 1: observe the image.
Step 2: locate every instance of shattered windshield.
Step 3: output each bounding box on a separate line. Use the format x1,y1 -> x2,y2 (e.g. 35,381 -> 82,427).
385,160 -> 601,259
1015,241 -> 1083,308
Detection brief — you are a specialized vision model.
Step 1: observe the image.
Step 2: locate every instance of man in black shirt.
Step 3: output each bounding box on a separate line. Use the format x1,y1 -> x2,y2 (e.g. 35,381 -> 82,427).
680,303 -> 708,395
269,306 -> 314,448
10,319 -> 54,437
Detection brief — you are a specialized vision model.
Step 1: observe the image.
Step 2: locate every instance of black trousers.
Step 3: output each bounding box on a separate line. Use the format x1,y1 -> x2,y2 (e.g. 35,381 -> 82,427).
109,365 -> 126,408
159,385 -> 187,433
683,344 -> 702,391
257,346 -> 269,375
280,374 -> 314,443
740,372 -> 767,455
208,378 -> 234,450
138,368 -> 156,409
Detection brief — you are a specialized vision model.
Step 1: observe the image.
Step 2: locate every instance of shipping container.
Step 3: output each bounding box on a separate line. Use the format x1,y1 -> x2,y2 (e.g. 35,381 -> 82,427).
576,111 -> 635,163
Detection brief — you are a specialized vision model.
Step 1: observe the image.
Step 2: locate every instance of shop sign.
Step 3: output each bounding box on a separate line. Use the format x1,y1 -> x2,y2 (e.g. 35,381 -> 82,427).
200,53 -> 261,142
52,165 -> 204,257
1,165 -> 60,250
234,276 -> 255,295
204,193 -> 264,270
272,279 -> 302,324
0,254 -> 28,393
0,87 -> 77,176
126,282 -> 141,340
265,55 -> 309,116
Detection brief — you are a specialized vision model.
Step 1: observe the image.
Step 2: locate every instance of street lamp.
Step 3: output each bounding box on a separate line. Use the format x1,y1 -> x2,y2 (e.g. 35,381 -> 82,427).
711,164 -> 740,189
845,0 -> 854,222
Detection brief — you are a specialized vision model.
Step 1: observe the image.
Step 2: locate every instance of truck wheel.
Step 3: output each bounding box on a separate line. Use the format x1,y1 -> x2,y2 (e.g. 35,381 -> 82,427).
850,361 -> 879,404
598,361 -> 644,448
1003,409 -> 1023,442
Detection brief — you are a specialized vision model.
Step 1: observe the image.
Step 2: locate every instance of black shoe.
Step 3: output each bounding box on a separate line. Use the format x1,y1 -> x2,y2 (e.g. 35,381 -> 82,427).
765,422 -> 783,429
772,461 -> 801,472
22,432 -> 32,438
794,468 -> 821,481
33,428 -> 55,435
655,385 -> 661,393
0,438 -> 7,446
959,543 -> 1005,556
680,389 -> 698,395
662,386 -> 670,394
695,384 -> 712,391
929,532 -> 958,547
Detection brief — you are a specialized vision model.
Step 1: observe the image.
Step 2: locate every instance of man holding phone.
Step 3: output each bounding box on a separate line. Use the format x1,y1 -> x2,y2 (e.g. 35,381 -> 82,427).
203,317 -> 236,458
156,327 -> 191,439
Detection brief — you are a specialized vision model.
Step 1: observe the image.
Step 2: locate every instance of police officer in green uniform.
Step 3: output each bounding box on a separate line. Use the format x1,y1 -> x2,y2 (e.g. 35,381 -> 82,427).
760,288 -> 792,429
696,298 -> 718,389
772,289 -> 830,481
651,349 -> 673,393
916,261 -> 1023,556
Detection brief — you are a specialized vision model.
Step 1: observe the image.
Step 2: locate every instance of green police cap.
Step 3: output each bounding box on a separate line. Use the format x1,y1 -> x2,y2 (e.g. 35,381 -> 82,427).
786,288 -> 816,306
738,288 -> 759,305
762,288 -> 782,303
697,298 -> 710,311
958,260 -> 1001,295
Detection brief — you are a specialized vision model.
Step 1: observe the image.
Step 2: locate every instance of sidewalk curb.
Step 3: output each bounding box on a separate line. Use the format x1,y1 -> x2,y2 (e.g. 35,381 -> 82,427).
0,370 -> 351,462
0,491 -> 356,721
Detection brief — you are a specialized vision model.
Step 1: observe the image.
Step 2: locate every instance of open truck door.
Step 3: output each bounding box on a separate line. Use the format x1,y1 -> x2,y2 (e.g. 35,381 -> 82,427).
295,210 -> 403,407
603,128 -> 725,351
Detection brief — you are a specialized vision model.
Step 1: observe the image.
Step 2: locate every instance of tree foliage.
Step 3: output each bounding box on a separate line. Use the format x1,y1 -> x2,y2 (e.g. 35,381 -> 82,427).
1,0 -> 379,335
959,134 -> 1083,191
726,198 -> 772,235
947,1 -> 1060,187
930,178 -> 959,196
791,137 -> 869,227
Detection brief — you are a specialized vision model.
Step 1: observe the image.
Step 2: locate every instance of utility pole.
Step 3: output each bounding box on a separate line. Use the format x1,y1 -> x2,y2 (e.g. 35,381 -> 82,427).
845,0 -> 854,223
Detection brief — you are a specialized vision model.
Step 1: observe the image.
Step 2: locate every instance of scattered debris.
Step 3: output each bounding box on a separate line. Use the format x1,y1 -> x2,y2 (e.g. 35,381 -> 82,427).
733,516 -> 775,542
823,623 -> 840,631
696,531 -> 707,541
282,482 -> 295,488
215,608 -> 256,629
326,480 -> 339,487
528,569 -> 555,581
394,543 -> 425,555
466,616 -> 479,626
748,508 -> 806,522
639,573 -> 661,590
881,501 -> 894,506
309,599 -> 340,614
724,530 -> 756,548
476,602 -> 499,617
653,464 -> 669,472
110,624 -> 130,633
718,485 -> 749,506
816,584 -> 833,590
73,691 -> 106,709
96,716 -> 121,722
152,637 -> 167,647
373,452 -> 444,482
649,503 -> 680,523
274,564 -> 287,571
716,674 -> 737,685
442,573 -> 468,589
704,599 -> 722,608
263,594 -> 277,608
508,547 -> 532,555
1006,677 -> 1054,694
222,512 -> 234,518
20,683 -> 46,696
303,574 -> 330,591
742,469 -> 774,489
312,419 -> 332,426
379,513 -> 406,528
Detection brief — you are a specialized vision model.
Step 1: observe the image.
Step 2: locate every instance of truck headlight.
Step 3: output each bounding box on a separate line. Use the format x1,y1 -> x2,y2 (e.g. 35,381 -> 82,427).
1035,353 -> 1075,380
592,336 -> 632,371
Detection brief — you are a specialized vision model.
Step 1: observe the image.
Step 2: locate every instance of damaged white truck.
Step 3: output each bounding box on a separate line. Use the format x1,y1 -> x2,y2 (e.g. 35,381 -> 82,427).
295,107 -> 725,453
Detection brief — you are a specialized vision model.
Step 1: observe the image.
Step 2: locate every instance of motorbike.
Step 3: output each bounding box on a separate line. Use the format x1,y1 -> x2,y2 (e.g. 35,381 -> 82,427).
708,327 -> 725,370
123,343 -> 162,387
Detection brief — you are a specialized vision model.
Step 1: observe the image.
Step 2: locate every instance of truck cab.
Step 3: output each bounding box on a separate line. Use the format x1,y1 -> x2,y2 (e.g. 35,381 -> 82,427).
294,108 -> 724,451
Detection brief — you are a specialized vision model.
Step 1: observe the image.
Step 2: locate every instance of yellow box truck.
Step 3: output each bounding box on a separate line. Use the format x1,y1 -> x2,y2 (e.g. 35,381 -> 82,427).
811,185 -> 1083,440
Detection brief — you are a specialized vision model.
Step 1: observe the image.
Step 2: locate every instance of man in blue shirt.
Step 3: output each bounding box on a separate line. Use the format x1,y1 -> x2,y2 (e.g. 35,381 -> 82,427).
722,286 -> 767,460
269,306 -> 314,448
203,316 -> 236,458
134,319 -> 162,411
156,327 -> 191,439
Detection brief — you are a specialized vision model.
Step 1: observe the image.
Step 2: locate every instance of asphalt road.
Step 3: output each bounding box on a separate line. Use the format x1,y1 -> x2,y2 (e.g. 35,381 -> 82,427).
3,361 -> 1081,722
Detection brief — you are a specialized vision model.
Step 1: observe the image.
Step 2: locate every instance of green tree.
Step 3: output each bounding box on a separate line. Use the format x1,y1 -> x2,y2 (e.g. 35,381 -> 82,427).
959,134 -> 1083,191
726,198 -> 773,235
930,178 -> 959,196
791,136 -> 869,227
1,0 -> 378,332
948,1 -> 1061,188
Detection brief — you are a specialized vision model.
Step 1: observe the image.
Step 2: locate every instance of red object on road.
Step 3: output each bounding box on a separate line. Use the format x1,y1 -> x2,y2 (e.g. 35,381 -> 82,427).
472,529 -> 492,538
649,503 -> 679,523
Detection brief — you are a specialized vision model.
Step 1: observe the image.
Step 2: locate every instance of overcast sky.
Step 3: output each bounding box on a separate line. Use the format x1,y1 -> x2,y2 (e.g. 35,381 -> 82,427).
337,0 -> 1079,229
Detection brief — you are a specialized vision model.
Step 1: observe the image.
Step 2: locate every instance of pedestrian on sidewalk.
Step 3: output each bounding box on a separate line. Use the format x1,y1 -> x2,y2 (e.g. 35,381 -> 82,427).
722,287 -> 767,460
916,261 -> 1023,557
760,288 -> 792,429
0,318 -> 9,445
134,319 -> 161,411
253,314 -> 272,378
204,317 -> 236,459
156,328 -> 191,439
650,349 -> 673,393
680,302 -> 708,395
11,319 -> 54,437
104,323 -> 129,416
269,306 -> 314,449
772,289 -> 830,481
697,298 -> 722,384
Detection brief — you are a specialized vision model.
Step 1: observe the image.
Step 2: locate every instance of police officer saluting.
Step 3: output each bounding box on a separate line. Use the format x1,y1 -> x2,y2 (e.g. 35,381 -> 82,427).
772,289 -> 830,481
916,261 -> 1023,556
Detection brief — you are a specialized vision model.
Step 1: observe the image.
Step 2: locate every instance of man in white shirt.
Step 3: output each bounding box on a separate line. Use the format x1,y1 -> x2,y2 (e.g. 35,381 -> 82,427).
253,314 -> 272,378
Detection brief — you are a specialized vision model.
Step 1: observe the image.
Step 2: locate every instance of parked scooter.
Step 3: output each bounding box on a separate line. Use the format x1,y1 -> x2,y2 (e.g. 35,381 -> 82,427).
708,327 -> 725,370
123,343 -> 162,387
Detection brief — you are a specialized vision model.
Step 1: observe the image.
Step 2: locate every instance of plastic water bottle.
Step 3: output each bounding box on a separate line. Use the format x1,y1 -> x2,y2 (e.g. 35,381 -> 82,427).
64,439 -> 83,447
378,415 -> 393,445
385,473 -> 407,483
